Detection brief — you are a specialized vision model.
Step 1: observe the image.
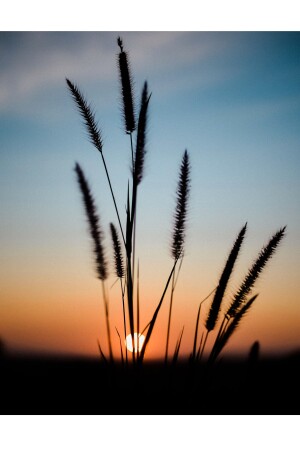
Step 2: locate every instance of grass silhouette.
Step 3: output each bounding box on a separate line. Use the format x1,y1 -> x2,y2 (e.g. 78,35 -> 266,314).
66,37 -> 286,379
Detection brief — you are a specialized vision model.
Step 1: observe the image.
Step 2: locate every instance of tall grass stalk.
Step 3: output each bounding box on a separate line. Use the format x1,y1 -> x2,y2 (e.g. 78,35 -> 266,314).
205,223 -> 247,332
164,270 -> 176,364
75,163 -> 113,362
139,259 -> 178,362
110,222 -> 127,363
67,79 -> 125,246
165,150 -> 191,363
136,261 -> 140,360
131,83 -> 151,287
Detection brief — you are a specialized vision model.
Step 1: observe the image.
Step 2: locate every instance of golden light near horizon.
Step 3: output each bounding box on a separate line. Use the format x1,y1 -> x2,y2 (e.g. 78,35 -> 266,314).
125,333 -> 145,353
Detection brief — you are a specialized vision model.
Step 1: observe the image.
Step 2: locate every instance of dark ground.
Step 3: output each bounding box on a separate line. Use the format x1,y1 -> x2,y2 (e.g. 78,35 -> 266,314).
1,351 -> 299,414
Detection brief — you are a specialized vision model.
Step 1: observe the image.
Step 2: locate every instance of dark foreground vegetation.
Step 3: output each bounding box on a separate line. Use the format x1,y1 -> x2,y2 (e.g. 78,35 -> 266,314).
1,351 -> 299,414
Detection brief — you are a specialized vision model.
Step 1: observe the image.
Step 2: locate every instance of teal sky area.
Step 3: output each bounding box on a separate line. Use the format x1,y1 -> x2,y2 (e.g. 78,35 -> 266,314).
0,32 -> 299,356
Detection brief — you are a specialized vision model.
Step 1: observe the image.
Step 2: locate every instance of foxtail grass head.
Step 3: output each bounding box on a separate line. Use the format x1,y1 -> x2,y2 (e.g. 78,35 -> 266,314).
75,163 -> 108,281
226,226 -> 286,319
117,37 -> 136,134
110,222 -> 124,279
66,79 -> 103,154
205,223 -> 247,332
134,81 -> 151,185
171,149 -> 191,261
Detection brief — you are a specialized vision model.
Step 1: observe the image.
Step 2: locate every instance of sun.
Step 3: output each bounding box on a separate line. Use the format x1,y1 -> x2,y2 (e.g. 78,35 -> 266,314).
125,333 -> 145,353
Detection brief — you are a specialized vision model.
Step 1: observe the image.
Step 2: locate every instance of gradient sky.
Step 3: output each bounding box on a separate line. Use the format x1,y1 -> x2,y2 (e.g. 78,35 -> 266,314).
0,32 -> 299,359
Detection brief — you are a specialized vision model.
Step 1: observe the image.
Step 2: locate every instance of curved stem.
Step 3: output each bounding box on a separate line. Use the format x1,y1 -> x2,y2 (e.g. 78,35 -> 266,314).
164,268 -> 176,364
199,329 -> 209,363
100,152 -> 125,246
120,278 -> 128,366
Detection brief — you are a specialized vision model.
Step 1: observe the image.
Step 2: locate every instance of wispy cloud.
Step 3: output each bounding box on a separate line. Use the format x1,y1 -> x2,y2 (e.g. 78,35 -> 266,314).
0,32 -> 236,116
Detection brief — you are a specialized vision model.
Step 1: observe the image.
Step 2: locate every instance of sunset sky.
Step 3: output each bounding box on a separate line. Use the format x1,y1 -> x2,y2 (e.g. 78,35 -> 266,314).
0,31 -> 299,359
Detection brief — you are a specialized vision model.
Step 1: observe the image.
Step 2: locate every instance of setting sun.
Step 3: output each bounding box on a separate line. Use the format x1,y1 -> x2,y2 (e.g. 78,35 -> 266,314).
125,333 -> 145,353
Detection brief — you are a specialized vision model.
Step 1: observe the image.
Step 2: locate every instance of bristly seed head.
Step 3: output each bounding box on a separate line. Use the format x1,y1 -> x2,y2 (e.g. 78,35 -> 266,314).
205,223 -> 247,332
117,37 -> 136,134
75,163 -> 108,281
110,222 -> 124,279
134,81 -> 151,185
66,78 -> 103,154
226,226 -> 286,318
171,149 -> 191,261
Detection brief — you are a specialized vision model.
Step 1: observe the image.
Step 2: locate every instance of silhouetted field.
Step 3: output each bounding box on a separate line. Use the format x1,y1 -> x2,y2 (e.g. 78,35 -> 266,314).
1,351 -> 299,414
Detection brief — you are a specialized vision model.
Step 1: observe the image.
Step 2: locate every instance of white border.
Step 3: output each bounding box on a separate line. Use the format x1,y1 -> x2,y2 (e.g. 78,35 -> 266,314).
0,415 -> 298,449
0,0 -> 299,31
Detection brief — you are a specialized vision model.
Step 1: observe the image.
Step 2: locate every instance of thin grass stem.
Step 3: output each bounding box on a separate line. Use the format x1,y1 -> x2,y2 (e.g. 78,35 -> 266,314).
115,327 -> 124,367
192,287 -> 216,361
97,339 -> 108,365
164,269 -> 176,364
137,261 -> 140,361
172,327 -> 185,366
139,259 -> 178,361
196,332 -> 204,361
198,329 -> 209,362
120,278 -> 128,366
101,281 -> 113,363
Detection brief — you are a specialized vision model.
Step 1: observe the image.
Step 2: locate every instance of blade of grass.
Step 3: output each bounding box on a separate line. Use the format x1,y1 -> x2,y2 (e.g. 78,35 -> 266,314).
210,294 -> 259,364
101,281 -> 113,363
196,332 -> 204,361
192,287 -> 216,361
136,261 -> 140,361
172,326 -> 185,366
115,327 -> 124,367
97,339 -> 108,365
139,259 -> 178,361
164,269 -> 176,364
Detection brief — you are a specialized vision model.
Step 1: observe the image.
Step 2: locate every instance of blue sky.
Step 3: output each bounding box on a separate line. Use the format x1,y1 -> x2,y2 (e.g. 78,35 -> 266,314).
1,32 -> 299,255
0,32 -> 299,356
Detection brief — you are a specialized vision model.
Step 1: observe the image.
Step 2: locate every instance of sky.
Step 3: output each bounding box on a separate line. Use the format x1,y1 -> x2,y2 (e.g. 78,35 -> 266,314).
0,31 -> 300,360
